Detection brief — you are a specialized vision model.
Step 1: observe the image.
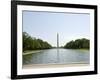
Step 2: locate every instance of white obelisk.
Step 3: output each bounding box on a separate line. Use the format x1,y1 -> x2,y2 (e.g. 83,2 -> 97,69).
57,33 -> 59,63
57,33 -> 59,48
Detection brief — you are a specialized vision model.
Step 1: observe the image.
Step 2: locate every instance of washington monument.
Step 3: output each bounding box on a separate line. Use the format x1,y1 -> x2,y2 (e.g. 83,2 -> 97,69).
57,33 -> 59,48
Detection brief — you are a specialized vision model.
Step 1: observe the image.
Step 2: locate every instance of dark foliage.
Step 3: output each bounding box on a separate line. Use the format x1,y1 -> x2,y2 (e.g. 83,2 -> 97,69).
23,32 -> 52,51
64,38 -> 90,49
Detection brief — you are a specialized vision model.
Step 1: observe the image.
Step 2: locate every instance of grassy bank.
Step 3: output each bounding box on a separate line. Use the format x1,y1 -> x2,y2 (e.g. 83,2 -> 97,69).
23,50 -> 43,55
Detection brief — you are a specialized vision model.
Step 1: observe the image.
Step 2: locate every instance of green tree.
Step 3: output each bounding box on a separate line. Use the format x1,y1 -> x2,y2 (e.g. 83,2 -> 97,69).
64,38 -> 90,49
23,32 -> 52,51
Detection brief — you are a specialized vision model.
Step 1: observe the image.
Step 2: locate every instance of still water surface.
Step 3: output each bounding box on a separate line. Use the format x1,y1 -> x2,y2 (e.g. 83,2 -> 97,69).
23,48 -> 89,65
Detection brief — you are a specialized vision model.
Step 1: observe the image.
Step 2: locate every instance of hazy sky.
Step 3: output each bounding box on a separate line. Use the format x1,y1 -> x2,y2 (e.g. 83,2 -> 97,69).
23,11 -> 90,47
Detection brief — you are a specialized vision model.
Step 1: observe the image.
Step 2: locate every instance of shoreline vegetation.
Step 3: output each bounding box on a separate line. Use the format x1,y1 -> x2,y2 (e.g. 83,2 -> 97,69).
23,32 -> 52,52
64,38 -> 89,49
23,32 -> 90,55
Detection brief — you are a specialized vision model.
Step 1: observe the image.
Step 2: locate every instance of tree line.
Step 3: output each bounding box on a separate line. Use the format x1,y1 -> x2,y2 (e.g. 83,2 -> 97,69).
23,32 -> 90,51
64,38 -> 90,49
23,32 -> 52,51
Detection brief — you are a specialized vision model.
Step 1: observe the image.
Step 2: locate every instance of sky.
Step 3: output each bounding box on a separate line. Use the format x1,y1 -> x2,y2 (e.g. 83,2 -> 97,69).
23,11 -> 90,47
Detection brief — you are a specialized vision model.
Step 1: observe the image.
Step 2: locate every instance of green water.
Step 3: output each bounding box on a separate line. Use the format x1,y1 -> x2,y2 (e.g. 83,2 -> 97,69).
23,48 -> 89,65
